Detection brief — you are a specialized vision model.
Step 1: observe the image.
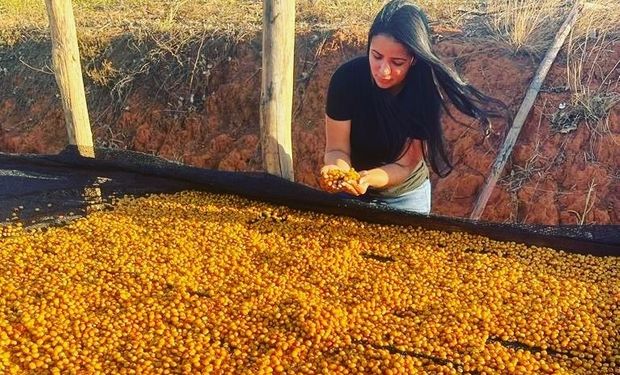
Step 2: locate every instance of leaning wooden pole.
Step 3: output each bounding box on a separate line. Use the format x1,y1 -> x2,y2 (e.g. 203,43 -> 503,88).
260,0 -> 295,181
45,0 -> 94,158
470,1 -> 583,220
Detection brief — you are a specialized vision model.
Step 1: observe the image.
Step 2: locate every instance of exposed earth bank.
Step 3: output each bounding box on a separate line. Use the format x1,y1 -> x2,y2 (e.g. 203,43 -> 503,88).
1,31 -> 618,225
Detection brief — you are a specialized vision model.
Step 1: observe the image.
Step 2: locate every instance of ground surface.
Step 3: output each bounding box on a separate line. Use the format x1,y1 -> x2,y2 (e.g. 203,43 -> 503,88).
1,3 -> 619,225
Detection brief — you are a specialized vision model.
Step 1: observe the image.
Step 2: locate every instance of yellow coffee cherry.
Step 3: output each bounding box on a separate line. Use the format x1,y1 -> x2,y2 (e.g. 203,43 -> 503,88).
320,168 -> 361,193
0,191 -> 616,374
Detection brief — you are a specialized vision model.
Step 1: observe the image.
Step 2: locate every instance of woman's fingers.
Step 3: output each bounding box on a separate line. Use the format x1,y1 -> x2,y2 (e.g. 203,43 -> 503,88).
347,173 -> 369,195
354,181 -> 368,195
319,165 -> 366,196
341,181 -> 360,196
349,180 -> 369,196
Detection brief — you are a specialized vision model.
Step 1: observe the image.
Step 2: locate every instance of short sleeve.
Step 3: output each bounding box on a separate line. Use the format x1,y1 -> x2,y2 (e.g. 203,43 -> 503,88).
325,64 -> 353,121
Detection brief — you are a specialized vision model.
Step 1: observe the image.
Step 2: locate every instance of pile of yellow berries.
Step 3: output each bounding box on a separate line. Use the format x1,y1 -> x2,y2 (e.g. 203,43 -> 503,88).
0,191 -> 618,374
319,168 -> 361,193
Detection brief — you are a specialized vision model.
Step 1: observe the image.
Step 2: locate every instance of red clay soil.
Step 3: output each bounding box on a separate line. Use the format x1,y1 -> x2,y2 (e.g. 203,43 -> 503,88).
1,31 -> 618,225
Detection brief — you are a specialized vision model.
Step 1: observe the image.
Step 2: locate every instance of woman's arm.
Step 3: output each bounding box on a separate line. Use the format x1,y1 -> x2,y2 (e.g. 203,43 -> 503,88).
320,115 -> 361,195
353,139 -> 424,195
323,115 -> 352,171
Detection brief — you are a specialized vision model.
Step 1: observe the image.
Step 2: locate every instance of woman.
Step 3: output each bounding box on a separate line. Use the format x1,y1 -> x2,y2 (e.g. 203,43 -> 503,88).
320,0 -> 504,214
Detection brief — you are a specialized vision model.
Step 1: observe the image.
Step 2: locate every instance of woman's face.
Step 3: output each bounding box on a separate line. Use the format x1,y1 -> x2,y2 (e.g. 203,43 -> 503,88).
369,33 -> 414,92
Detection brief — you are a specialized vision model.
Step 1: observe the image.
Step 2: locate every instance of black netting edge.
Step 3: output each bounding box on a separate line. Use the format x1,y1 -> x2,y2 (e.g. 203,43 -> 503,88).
0,147 -> 618,256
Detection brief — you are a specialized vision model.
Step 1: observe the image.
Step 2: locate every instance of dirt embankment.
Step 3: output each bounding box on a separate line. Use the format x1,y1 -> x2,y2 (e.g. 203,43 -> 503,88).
1,31 -> 618,225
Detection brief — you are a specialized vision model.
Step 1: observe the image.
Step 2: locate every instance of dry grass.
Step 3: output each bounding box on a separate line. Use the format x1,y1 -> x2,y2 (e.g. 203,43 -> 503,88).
551,2 -> 620,158
568,179 -> 597,225
0,0 -> 263,46
573,0 -> 620,41
2,1 -> 619,49
485,0 -> 567,54
565,5 -> 620,125
0,0 -> 483,46
500,141 -> 544,194
500,103 -> 546,198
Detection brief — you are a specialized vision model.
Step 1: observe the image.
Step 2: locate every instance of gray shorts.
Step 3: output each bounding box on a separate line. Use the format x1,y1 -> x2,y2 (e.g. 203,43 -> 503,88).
366,179 -> 431,215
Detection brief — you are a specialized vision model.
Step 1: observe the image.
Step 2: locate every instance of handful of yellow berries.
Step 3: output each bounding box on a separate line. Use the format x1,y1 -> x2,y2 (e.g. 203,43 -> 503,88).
319,168 -> 361,193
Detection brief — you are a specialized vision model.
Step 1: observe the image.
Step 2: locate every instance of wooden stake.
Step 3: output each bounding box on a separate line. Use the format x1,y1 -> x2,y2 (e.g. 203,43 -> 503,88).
470,1 -> 583,220
260,0 -> 295,181
45,0 -> 94,158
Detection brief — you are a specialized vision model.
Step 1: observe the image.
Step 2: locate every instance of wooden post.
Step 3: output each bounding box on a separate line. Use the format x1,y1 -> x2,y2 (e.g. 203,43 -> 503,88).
260,0 -> 295,181
45,0 -> 95,158
469,1 -> 582,220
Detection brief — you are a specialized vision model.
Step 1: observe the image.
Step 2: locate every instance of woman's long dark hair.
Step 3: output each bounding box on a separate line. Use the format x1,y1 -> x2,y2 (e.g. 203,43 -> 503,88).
368,0 -> 505,177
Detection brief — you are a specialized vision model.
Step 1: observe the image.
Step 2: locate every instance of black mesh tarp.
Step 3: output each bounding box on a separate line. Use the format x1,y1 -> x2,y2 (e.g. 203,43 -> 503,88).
1,147 -> 618,256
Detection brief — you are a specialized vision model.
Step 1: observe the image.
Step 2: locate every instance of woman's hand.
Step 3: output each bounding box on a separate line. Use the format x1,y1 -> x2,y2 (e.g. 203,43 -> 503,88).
319,164 -> 362,196
351,171 -> 371,195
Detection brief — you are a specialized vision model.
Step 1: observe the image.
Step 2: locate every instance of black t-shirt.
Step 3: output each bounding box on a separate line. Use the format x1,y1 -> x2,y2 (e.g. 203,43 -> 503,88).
326,56 -> 429,171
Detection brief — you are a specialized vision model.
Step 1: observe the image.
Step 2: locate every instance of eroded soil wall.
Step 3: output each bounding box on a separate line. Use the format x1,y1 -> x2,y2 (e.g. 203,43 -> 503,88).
1,32 -> 618,224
